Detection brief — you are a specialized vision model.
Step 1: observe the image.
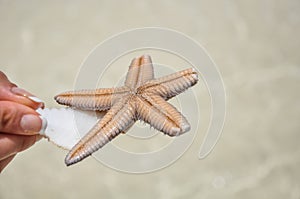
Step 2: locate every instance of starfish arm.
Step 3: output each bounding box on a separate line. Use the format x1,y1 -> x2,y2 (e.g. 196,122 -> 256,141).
136,94 -> 190,136
54,86 -> 130,111
139,68 -> 198,100
64,95 -> 136,166
125,55 -> 154,90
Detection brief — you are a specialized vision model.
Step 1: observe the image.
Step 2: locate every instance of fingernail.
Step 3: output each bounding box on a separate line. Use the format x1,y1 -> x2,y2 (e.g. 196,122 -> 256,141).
28,96 -> 45,108
11,87 -> 33,97
28,96 -> 44,103
39,116 -> 47,135
20,114 -> 47,134
11,87 -> 45,108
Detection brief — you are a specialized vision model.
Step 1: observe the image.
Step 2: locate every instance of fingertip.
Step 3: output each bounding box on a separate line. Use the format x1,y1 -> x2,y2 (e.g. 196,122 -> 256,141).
0,101 -> 46,135
20,114 -> 47,134
11,87 -> 45,109
38,115 -> 47,135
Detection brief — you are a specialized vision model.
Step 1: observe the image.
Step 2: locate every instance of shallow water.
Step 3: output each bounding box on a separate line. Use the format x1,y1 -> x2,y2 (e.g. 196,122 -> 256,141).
0,1 -> 299,199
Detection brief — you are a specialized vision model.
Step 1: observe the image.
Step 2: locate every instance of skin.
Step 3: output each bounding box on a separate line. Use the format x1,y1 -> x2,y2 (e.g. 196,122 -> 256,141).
0,71 -> 44,173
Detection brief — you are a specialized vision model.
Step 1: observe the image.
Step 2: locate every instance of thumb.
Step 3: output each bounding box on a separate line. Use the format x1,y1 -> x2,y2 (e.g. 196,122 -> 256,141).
0,101 -> 47,135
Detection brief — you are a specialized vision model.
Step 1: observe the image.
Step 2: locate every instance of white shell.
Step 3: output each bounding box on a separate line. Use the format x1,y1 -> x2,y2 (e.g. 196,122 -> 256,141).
37,108 -> 101,150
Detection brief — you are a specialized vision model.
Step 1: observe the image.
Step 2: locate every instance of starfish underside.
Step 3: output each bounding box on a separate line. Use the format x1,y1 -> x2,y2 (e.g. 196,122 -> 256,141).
55,55 -> 198,166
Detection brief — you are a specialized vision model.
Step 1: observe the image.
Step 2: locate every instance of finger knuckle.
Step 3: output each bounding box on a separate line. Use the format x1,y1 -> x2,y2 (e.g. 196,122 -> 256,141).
0,105 -> 17,132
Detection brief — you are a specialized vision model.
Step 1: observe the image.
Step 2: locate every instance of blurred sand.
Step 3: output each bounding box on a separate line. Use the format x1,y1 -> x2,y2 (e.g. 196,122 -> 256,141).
0,1 -> 300,199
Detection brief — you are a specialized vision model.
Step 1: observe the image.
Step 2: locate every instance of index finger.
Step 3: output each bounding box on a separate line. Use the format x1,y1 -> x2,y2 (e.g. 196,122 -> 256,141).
0,71 -> 44,109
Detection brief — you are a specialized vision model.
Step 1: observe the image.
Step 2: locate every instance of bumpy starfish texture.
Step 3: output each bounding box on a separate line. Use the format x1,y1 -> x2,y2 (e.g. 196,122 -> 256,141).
55,55 -> 198,166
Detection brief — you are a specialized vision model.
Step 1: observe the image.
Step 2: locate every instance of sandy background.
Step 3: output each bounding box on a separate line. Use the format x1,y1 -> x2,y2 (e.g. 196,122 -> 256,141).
0,1 -> 300,199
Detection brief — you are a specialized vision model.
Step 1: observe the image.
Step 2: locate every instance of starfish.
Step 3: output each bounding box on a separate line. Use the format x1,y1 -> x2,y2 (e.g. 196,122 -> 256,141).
55,55 -> 198,166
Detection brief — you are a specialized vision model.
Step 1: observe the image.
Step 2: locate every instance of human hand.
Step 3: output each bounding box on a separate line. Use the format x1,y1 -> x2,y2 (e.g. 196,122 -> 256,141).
0,71 -> 46,172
